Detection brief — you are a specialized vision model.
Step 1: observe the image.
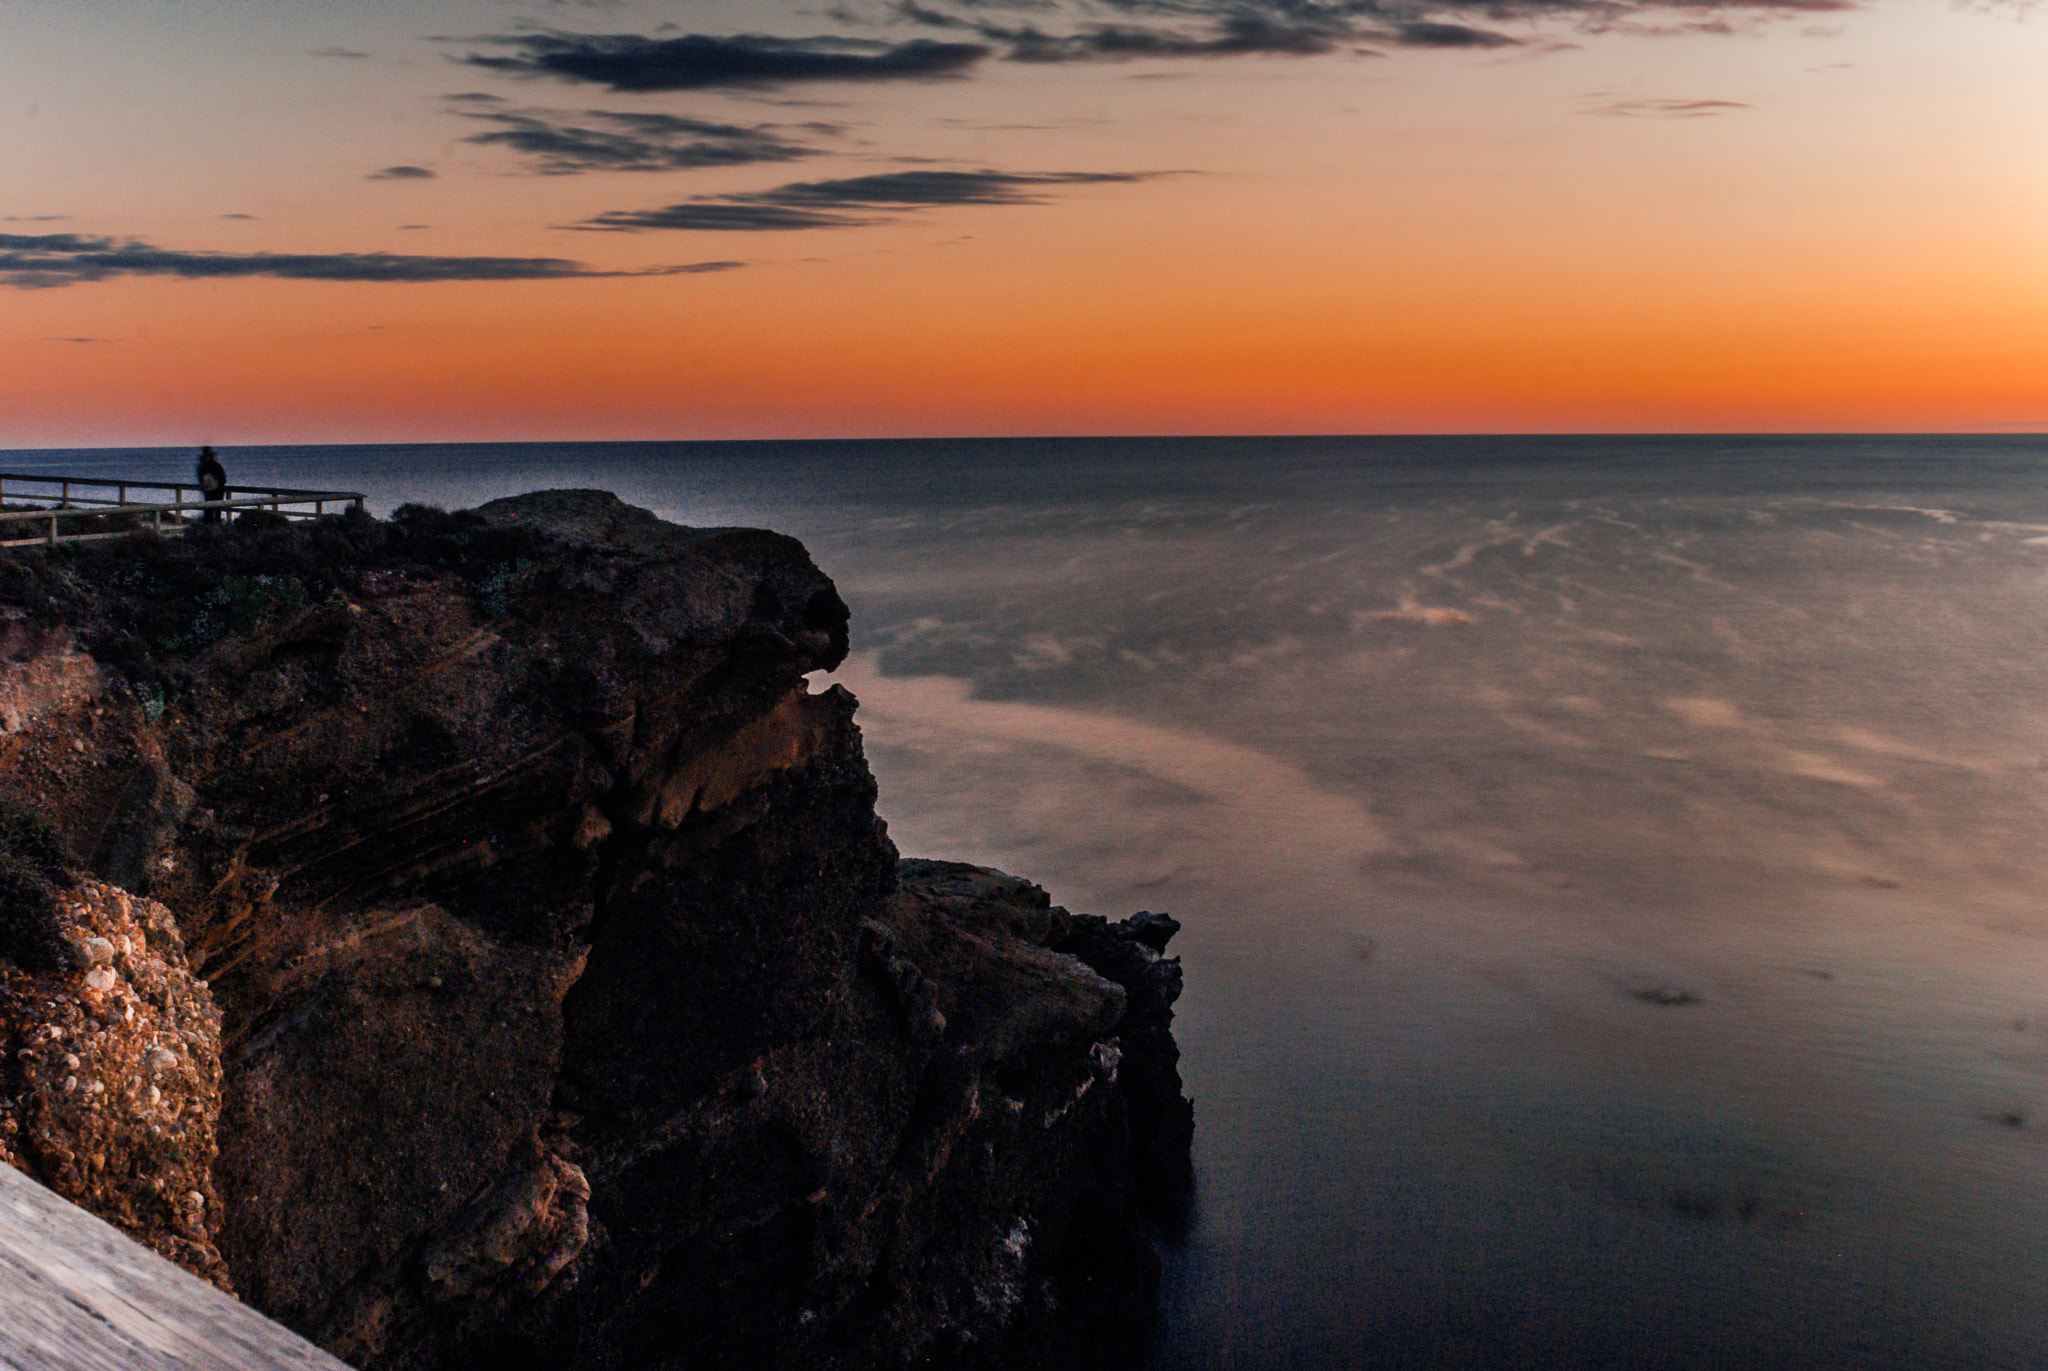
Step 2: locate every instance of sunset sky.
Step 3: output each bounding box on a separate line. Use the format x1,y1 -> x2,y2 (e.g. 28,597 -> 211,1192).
3,0 -> 2045,443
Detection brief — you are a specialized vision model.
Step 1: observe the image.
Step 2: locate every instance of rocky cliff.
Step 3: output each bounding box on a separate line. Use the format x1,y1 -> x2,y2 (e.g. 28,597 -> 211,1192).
0,491 -> 1191,1370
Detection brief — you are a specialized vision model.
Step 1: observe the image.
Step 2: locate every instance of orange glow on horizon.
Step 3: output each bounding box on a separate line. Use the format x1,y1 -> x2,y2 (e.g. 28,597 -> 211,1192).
6,0 -> 2048,446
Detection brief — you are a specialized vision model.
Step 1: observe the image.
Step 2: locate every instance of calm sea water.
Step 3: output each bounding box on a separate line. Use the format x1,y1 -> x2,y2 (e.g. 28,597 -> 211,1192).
11,436 -> 2048,1370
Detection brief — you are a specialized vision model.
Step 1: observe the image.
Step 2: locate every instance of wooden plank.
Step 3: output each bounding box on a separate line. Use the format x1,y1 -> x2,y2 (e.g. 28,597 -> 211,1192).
0,1164 -> 352,1371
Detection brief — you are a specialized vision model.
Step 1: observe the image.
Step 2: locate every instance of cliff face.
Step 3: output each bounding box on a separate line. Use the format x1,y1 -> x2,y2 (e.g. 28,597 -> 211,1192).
0,491 -> 1191,1370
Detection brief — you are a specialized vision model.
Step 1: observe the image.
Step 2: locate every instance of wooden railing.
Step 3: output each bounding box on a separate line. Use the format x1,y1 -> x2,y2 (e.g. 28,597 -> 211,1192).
0,474 -> 366,547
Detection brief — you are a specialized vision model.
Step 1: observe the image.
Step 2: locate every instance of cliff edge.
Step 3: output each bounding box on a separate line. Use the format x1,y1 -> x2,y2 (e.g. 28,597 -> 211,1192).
0,491 -> 1191,1370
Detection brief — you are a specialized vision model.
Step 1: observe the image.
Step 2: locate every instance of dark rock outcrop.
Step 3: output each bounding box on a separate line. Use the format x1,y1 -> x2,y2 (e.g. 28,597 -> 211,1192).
0,491 -> 1191,1370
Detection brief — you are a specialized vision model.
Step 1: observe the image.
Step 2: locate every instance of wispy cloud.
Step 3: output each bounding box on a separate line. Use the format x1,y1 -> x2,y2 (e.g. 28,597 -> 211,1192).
914,8 -> 1513,59
310,46 -> 370,59
1388,21 -> 1519,47
459,106 -> 830,173
1587,97 -> 1750,116
0,231 -> 741,289
574,168 -> 1157,230
748,169 -> 1153,205
450,0 -> 1847,99
580,203 -> 862,230
891,0 -> 1852,63
368,165 -> 437,180
461,31 -> 989,90
917,9 -> 1356,60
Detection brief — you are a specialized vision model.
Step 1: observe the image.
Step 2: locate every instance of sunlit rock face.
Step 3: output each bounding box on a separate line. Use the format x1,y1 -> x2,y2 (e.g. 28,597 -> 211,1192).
0,491 -> 1191,1371
0,871 -> 231,1291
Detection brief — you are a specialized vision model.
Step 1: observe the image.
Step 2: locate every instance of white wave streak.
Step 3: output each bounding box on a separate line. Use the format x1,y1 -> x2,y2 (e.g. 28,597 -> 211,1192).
823,653 -> 1387,914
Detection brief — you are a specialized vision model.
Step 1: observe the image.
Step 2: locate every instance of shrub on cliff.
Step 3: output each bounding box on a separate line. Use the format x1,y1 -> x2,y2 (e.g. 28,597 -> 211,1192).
387,503 -> 548,586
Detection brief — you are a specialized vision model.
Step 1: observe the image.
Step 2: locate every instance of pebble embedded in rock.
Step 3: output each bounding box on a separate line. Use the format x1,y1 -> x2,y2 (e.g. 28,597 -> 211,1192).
84,967 -> 117,992
81,938 -> 115,966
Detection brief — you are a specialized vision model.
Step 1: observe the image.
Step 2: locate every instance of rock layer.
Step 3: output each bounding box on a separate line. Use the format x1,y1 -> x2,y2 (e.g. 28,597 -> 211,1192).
0,492 -> 1191,1370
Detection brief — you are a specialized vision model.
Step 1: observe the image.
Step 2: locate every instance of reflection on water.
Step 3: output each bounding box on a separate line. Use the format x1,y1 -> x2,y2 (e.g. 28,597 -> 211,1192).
13,437 -> 2048,1368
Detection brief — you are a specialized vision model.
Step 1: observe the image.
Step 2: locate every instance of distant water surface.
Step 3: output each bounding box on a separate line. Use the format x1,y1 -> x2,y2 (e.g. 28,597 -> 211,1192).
11,436 -> 2048,1370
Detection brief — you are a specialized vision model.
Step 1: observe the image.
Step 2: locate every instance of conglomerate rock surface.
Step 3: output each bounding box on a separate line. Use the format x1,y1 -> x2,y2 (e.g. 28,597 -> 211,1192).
0,871 -> 232,1291
0,490 -> 1192,1371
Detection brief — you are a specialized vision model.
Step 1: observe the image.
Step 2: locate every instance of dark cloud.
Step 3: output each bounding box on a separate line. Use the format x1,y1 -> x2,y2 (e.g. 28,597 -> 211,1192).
461,31 -> 988,90
1389,21 -> 1518,46
220,212 -> 258,220
1589,97 -> 1748,116
891,0 -> 1855,63
369,165 -> 437,180
0,230 -> 740,289
580,203 -> 872,231
43,337 -> 108,344
2,215 -> 69,223
310,46 -> 370,59
575,168 -> 1154,230
996,14 -> 1352,59
891,2 -> 1355,58
460,107 -> 826,173
754,169 -> 1149,205
456,6 -> 1633,86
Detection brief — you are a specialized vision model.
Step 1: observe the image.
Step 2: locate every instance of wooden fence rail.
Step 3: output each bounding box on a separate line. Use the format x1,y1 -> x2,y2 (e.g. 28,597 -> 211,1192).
0,474 -> 367,547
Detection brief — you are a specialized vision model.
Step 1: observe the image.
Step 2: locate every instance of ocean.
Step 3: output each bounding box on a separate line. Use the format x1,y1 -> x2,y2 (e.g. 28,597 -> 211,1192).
9,435 -> 2048,1370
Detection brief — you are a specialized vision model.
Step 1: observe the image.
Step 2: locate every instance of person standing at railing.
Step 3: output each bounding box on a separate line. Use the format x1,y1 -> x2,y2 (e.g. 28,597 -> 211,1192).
195,446 -> 226,524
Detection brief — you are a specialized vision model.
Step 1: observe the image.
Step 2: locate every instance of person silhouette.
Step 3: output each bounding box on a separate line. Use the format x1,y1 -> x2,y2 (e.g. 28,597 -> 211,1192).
195,446 -> 227,523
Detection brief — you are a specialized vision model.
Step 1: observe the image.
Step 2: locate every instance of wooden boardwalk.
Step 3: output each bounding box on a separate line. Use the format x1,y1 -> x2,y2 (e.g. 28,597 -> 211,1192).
0,474 -> 365,547
0,1163 -> 351,1371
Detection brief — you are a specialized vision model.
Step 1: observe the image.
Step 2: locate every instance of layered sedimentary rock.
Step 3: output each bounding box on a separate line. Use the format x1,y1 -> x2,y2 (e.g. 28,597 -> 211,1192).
0,491 -> 1191,1370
